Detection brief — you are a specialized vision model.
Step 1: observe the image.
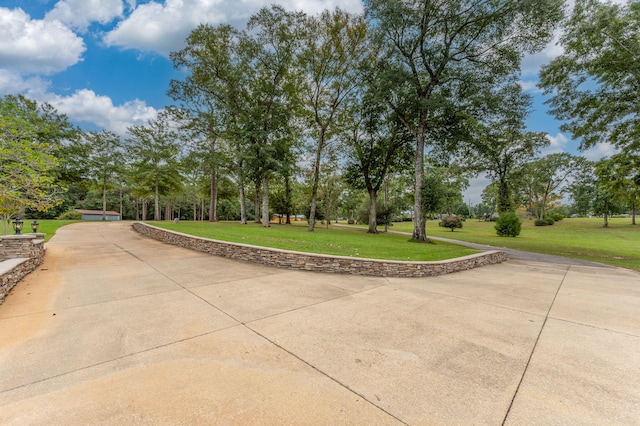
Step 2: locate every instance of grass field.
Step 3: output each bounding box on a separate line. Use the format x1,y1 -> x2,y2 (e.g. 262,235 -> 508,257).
150,220 -> 479,262
390,217 -> 640,271
5,220 -> 81,242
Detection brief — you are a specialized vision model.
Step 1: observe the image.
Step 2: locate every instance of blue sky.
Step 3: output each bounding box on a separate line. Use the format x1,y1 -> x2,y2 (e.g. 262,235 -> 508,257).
0,0 -> 622,202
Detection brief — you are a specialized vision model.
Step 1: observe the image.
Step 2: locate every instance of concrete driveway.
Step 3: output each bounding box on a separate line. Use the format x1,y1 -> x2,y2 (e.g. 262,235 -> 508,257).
0,221 -> 638,425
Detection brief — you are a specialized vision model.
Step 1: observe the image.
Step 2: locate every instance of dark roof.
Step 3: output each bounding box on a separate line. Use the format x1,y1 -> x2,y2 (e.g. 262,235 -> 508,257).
75,209 -> 121,216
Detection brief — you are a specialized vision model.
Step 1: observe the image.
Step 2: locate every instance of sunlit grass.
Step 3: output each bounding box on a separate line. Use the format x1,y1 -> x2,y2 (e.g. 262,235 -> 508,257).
4,219 -> 81,242
390,217 -> 640,271
150,220 -> 479,261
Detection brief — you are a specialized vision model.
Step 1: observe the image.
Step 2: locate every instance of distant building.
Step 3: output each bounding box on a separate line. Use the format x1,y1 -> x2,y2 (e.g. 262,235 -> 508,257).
75,209 -> 121,221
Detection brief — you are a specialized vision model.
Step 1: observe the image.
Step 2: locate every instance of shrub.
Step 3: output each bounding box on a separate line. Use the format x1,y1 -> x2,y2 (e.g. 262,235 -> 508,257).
347,218 -> 355,225
495,212 -> 521,237
534,219 -> 547,226
545,216 -> 555,225
438,215 -> 463,231
58,210 -> 82,220
552,213 -> 564,221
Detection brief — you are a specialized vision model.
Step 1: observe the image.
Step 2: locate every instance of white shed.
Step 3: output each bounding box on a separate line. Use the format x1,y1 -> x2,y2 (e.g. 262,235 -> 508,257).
75,209 -> 121,221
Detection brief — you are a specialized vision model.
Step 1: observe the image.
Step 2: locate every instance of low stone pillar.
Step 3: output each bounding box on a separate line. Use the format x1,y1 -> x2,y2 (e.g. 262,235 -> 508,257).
0,233 -> 46,259
0,233 -> 46,304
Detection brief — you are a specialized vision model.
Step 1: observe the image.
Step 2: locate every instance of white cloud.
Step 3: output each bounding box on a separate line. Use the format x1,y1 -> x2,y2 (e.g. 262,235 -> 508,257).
44,89 -> 159,135
1,70 -> 158,134
519,79 -> 542,93
520,33 -> 565,77
542,132 -> 569,155
582,142 -> 619,162
104,0 -> 364,56
0,7 -> 85,74
45,0 -> 124,32
0,69 -> 50,97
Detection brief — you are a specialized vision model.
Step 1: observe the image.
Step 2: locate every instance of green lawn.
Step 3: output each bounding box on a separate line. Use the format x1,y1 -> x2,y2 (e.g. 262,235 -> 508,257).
390,217 -> 640,271
149,220 -> 479,262
7,220 -> 81,242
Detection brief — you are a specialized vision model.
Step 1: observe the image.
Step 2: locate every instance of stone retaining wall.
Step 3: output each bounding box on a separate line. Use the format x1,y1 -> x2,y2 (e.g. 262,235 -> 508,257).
0,234 -> 46,304
133,222 -> 507,278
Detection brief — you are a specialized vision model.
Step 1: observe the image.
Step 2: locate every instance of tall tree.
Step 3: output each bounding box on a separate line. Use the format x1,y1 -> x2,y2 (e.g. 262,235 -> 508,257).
171,6 -> 303,227
343,82 -> 413,233
525,153 -> 582,220
539,0 -> 640,152
243,6 -> 305,228
299,8 -> 368,232
0,95 -> 75,233
594,160 -> 627,227
465,82 -> 549,213
596,153 -> 640,224
170,23 -> 251,223
366,0 -> 562,241
83,130 -> 123,220
568,160 -> 597,217
126,113 -> 183,221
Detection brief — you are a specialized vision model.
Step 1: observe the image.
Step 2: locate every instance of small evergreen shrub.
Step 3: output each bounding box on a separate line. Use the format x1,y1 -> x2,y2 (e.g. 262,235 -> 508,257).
347,218 -> 355,224
438,215 -> 463,231
534,216 -> 555,226
552,213 -> 564,221
495,212 -> 521,237
58,210 -> 82,220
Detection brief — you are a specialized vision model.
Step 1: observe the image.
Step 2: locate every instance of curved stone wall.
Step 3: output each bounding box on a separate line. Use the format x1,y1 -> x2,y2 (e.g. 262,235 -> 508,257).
133,222 -> 507,278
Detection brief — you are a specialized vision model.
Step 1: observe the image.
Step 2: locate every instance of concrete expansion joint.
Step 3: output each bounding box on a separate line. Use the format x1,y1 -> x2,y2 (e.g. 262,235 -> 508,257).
244,323 -> 410,425
502,265 -> 571,425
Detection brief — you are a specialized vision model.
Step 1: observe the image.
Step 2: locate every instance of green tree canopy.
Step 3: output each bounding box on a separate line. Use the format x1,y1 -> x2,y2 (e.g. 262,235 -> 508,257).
366,0 -> 563,242
0,95 -> 76,233
464,82 -> 549,213
126,112 -> 183,221
539,0 -> 640,151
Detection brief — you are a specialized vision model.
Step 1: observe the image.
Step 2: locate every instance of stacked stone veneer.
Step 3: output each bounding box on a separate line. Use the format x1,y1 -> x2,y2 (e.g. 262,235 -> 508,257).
133,222 -> 507,278
0,234 -> 46,304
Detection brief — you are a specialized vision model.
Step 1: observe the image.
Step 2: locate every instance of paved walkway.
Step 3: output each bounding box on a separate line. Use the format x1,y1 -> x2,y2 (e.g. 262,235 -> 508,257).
0,221 -> 638,425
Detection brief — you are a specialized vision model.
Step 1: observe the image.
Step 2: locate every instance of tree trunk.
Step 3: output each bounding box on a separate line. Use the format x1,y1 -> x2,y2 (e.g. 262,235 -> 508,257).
208,138 -> 217,222
135,198 -> 139,221
142,200 -> 147,221
102,176 -> 107,221
384,179 -> 389,232
154,177 -> 160,221
308,129 -> 325,232
165,203 -> 171,221
239,166 -> 247,224
261,175 -> 270,228
285,176 -> 291,225
368,189 -> 378,234
119,188 -> 123,219
239,186 -> 247,225
326,201 -> 331,229
497,175 -> 511,213
2,215 -> 9,236
201,199 -> 205,221
254,181 -> 261,224
193,199 -> 197,221
412,123 -> 427,242
603,212 -> 609,228
632,203 -> 636,225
